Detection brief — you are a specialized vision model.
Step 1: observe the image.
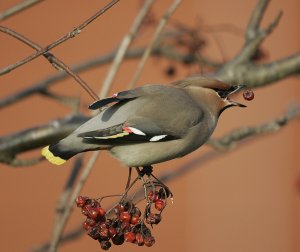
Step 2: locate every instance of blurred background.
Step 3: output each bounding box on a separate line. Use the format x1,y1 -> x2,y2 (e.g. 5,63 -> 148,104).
0,0 -> 299,251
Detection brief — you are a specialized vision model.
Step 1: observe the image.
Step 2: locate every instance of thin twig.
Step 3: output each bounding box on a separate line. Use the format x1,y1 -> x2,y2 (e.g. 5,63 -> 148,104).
246,0 -> 270,40
0,114 -> 89,166
48,152 -> 100,252
55,157 -> 83,217
0,0 -> 45,21
99,0 -> 155,98
214,0 -> 285,82
0,0 -> 120,76
128,0 -> 182,88
208,104 -> 300,150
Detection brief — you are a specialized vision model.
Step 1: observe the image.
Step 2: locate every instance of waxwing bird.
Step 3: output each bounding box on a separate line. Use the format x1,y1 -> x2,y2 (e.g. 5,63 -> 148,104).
42,77 -> 246,166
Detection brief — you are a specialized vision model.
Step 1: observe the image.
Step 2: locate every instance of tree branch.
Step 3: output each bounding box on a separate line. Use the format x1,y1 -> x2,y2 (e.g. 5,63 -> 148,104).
0,0 -> 119,76
215,52 -> 300,86
205,0 -> 299,88
0,45 -> 219,109
99,0 -> 155,98
0,0 -> 45,21
208,104 -> 300,150
128,0 -> 182,88
246,0 -> 270,40
0,114 -> 88,166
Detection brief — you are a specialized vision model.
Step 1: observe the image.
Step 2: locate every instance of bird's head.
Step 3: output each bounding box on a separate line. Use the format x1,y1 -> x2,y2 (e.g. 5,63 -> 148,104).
172,77 -> 246,116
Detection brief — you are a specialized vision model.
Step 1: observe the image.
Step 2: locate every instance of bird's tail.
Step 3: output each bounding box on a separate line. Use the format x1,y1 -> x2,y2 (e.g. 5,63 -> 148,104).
41,146 -> 66,165
41,143 -> 77,165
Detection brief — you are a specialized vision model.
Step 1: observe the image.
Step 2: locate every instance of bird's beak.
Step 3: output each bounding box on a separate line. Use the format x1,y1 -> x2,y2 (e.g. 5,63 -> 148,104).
225,85 -> 247,107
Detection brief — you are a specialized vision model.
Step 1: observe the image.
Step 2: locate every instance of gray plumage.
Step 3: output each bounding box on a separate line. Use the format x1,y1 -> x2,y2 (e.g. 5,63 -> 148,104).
42,77 -> 245,166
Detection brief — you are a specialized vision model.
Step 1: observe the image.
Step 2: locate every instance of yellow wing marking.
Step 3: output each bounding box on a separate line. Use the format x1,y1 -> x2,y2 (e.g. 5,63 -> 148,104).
93,131 -> 129,139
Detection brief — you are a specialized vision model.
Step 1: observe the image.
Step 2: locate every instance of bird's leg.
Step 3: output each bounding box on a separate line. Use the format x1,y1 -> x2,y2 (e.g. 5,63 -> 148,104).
125,167 -> 132,190
135,167 -> 151,204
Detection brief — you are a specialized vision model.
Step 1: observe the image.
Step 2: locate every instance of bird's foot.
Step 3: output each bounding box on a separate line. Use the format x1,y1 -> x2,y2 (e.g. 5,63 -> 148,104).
139,166 -> 153,176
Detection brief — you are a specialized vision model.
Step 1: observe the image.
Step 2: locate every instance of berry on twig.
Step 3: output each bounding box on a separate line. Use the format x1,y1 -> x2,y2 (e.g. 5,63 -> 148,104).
75,167 -> 173,250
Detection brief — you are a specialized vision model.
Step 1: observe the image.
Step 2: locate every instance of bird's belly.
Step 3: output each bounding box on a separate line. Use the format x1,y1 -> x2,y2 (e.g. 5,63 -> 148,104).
110,141 -> 186,167
109,123 -> 214,167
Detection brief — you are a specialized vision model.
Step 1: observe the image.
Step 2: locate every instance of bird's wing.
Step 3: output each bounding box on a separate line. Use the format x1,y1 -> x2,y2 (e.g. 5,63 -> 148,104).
88,89 -> 141,110
77,119 -> 178,144
78,84 -> 203,144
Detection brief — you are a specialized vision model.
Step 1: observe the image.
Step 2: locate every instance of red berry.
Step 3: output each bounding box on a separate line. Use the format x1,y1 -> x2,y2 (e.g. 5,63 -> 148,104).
155,199 -> 165,211
81,208 -> 89,216
88,208 -> 99,219
99,227 -> 109,239
130,215 -> 140,225
81,205 -> 93,216
98,207 -> 106,217
76,196 -> 88,207
88,227 -> 100,240
119,211 -> 131,223
112,233 -> 125,245
120,221 -> 130,231
135,233 -> 144,246
243,89 -> 254,101
108,227 -> 117,237
131,207 -> 141,217
117,204 -> 125,213
100,240 -> 111,250
99,222 -> 107,229
82,221 -> 90,230
124,232 -> 136,243
144,236 -> 155,247
146,213 -> 161,225
148,190 -> 158,202
85,217 -> 97,227
117,202 -> 130,212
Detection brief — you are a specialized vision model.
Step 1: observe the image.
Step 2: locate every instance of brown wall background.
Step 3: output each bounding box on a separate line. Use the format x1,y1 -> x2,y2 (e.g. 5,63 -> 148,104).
0,0 -> 299,252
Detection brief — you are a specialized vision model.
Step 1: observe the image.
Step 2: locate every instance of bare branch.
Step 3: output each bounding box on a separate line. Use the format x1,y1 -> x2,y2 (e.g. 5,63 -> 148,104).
39,89 -> 80,111
215,52 -> 300,86
55,157 -> 83,215
246,0 -> 270,40
99,0 -> 155,98
48,156 -> 85,252
0,114 -> 88,166
230,10 -> 282,66
128,0 -> 182,88
208,104 -> 300,150
0,0 -> 120,76
48,152 -> 100,252
0,45 -> 219,109
209,1 -> 297,87
0,0 -> 45,21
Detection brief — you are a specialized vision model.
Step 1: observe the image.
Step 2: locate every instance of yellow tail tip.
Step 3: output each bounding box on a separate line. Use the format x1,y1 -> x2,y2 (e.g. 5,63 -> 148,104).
41,146 -> 66,165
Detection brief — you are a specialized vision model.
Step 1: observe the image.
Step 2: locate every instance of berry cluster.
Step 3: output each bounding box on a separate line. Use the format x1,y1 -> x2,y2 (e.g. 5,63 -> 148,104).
76,186 -> 171,250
